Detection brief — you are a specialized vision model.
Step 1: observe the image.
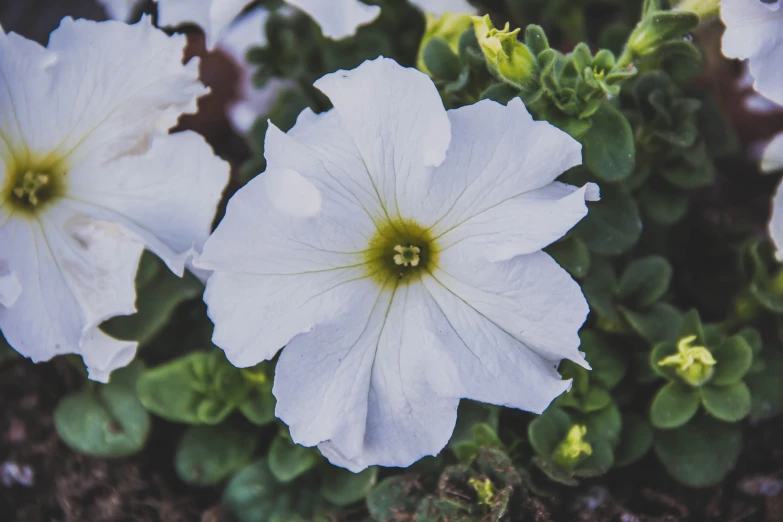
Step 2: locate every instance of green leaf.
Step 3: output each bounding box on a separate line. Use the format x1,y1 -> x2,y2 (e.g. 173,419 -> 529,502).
621,302 -> 682,345
102,252 -> 202,346
268,434 -> 320,484
653,416 -> 742,487
581,258 -> 623,330
650,342 -> 678,379
614,414 -> 653,468
223,459 -> 293,522
638,184 -> 689,226
239,385 -> 277,426
449,400 -> 500,449
575,439 -> 614,477
583,402 -> 622,447
748,349 -> 783,420
320,466 -> 378,506
650,381 -> 700,429
423,37 -> 462,80
137,350 -> 248,424
580,331 -> 626,389
700,382 -> 751,423
575,184 -> 642,255
528,407 -> 571,459
579,102 -> 635,182
175,424 -> 258,486
54,361 -> 150,458
617,256 -> 673,308
366,476 -> 423,522
546,236 -> 591,279
678,309 -> 706,345
711,336 -> 753,386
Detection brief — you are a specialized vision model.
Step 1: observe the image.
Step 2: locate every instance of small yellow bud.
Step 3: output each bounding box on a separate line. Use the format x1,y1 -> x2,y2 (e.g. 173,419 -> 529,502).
658,335 -> 716,386
468,477 -> 496,507
472,15 -> 537,90
553,424 -> 592,469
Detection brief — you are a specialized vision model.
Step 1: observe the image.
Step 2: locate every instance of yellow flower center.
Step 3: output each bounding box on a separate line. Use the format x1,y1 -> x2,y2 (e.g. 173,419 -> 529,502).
363,219 -> 439,286
553,424 -> 592,469
3,162 -> 67,217
658,335 -> 716,386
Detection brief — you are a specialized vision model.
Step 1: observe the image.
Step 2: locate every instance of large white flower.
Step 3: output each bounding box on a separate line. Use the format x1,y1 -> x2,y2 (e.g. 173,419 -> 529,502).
0,17 -> 229,382
198,57 -> 595,471
154,0 -> 380,49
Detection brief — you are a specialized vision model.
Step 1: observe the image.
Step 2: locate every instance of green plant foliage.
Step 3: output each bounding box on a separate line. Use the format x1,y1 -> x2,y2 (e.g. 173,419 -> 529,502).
54,361 -> 151,458
175,423 -> 259,486
268,431 -> 321,483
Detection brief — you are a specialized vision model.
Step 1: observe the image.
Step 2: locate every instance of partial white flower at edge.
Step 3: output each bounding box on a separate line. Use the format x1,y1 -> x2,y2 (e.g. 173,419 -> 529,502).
0,17 -> 229,382
196,57 -> 597,471
409,0 -> 477,15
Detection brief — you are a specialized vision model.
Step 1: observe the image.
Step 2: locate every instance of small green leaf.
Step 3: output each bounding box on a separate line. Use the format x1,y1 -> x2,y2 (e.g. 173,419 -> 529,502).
366,476 -> 423,522
650,342 -> 678,379
700,382 -> 751,423
579,102 -> 635,182
580,330 -> 626,390
748,350 -> 783,420
575,439 -> 614,477
621,302 -> 682,345
268,434 -> 320,484
528,407 -> 571,459
650,381 -> 700,429
449,400 -> 500,449
175,424 -> 258,486
320,466 -> 378,506
239,385 -> 277,426
54,361 -> 150,458
653,416 -> 742,487
614,414 -> 653,468
223,459 -> 293,522
617,256 -> 673,308
583,402 -> 622,447
638,184 -> 689,226
582,387 -> 613,413
575,184 -> 642,255
678,309 -> 706,345
711,336 -> 753,386
423,37 -> 462,81
546,236 -> 591,279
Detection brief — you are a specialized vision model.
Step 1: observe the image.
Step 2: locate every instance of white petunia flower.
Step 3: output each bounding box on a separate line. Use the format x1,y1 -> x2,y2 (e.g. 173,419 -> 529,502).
154,0 -> 380,49
0,17 -> 229,382
409,0 -> 477,15
721,0 -> 783,106
198,57 -> 595,471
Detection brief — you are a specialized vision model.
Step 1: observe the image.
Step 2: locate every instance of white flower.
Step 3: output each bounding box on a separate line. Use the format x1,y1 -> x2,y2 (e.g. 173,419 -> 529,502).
0,260 -> 20,309
197,57 -> 595,471
763,133 -> 783,174
721,0 -> 783,106
0,17 -> 229,382
155,0 -> 380,49
219,9 -> 295,134
409,0 -> 477,15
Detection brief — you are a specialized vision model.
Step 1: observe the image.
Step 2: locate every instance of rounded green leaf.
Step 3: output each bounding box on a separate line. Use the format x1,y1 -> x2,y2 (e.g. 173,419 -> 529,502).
546,236 -> 591,279
653,416 -> 742,487
616,256 -> 673,308
575,439 -> 614,477
268,434 -> 320,484
320,466 -> 378,507
711,336 -> 753,386
582,386 -> 613,413
582,402 -> 622,447
700,382 -> 751,423
650,342 -> 678,379
621,303 -> 683,346
54,362 -> 150,458
223,459 -> 294,522
574,184 -> 642,255
579,330 -> 626,390
528,407 -> 571,458
613,414 -> 653,468
650,381 -> 700,429
175,424 -> 258,486
580,101 -> 635,182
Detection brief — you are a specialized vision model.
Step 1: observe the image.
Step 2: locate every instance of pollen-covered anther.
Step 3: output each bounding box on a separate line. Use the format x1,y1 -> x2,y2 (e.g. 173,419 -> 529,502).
393,245 -> 421,267
13,170 -> 51,207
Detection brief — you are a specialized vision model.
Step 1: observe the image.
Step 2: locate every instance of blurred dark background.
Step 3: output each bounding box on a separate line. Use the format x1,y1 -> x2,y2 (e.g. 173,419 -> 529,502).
0,0 -> 107,42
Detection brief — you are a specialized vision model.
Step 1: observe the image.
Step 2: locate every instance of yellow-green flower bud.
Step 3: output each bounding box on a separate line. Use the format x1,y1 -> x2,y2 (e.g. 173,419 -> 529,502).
553,424 -> 592,469
468,477 -> 496,507
472,15 -> 537,90
417,12 -> 474,76
658,335 -> 716,387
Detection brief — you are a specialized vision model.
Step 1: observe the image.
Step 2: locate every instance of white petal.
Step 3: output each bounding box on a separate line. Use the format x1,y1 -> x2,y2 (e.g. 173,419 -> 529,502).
437,182 -> 599,262
430,247 -> 589,368
406,98 -> 583,234
198,154 -> 379,365
762,132 -> 783,173
66,131 -> 229,276
409,0 -> 477,15
0,259 -> 21,308
286,0 -> 381,39
721,0 -> 783,105
418,271 -> 571,413
0,213 -> 144,381
769,176 -> 783,260
156,0 -> 257,49
314,57 -> 452,216
81,329 -> 138,383
96,0 -> 143,21
273,282 -> 459,472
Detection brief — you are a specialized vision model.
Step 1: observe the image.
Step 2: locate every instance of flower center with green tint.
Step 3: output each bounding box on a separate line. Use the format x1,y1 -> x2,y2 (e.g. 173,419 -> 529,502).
3,164 -> 66,216
364,219 -> 439,286
553,424 -> 592,469
658,335 -> 716,387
